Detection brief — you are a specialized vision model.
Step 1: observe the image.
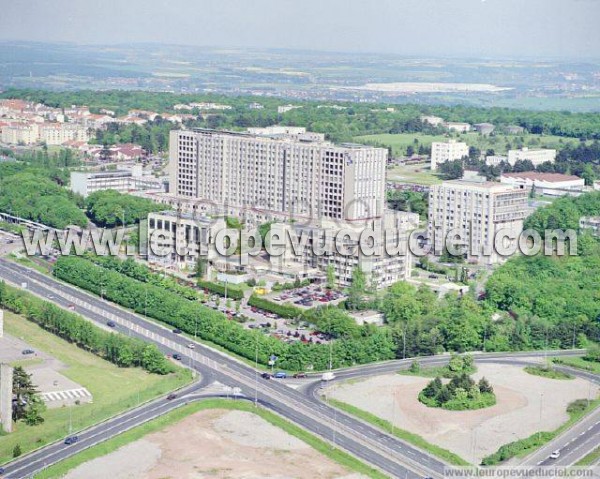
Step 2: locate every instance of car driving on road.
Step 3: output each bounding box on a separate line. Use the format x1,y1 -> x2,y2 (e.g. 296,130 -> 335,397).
64,435 -> 79,445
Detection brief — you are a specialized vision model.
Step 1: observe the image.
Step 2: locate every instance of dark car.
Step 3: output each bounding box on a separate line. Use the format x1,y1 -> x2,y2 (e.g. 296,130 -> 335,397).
0,467 -> 5,474
64,435 -> 79,445
172,353 -> 182,360
293,372 -> 307,378
172,328 -> 182,334
21,349 -> 34,355
261,372 -> 271,379
166,393 -> 177,400
106,320 -> 116,328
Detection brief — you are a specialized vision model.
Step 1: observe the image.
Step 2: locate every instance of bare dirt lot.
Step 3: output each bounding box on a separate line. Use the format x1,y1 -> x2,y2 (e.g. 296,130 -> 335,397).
328,361 -> 598,464
64,408 -> 367,479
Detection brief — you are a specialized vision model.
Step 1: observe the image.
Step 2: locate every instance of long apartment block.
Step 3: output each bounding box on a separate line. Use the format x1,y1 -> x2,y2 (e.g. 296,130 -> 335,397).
169,127 -> 387,223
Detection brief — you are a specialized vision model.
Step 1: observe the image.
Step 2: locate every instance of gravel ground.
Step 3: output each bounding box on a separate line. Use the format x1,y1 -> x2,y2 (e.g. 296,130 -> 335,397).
328,361 -> 597,464
64,408 -> 368,479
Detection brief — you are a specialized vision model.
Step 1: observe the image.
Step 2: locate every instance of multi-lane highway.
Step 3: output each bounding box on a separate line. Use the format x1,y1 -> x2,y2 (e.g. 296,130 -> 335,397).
0,259 -> 449,479
0,258 -> 598,478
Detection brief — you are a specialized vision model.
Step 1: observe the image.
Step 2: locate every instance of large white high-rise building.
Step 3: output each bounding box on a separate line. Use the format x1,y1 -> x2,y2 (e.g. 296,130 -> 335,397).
430,140 -> 469,170
428,174 -> 528,265
169,127 -> 387,223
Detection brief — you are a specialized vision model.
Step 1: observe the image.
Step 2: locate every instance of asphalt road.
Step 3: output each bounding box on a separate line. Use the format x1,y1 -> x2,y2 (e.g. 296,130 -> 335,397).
0,259 -> 447,479
0,258 -> 597,478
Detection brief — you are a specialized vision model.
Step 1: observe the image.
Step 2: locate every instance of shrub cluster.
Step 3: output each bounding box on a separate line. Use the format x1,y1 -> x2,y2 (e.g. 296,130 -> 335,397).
419,374 -> 496,410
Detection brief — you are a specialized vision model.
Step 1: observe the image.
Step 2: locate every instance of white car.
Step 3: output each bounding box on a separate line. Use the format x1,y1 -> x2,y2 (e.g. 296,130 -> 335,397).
187,343 -> 196,349
549,450 -> 560,459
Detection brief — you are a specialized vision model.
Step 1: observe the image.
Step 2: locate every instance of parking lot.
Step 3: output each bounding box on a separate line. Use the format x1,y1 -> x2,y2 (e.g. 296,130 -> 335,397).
270,285 -> 346,309
200,288 -> 336,346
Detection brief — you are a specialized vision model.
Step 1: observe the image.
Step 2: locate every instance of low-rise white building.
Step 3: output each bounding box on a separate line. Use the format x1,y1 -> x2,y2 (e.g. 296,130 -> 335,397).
445,122 -> 471,133
270,210 -> 419,289
579,216 -> 600,237
420,115 -> 445,127
430,140 -> 469,170
473,123 -> 495,135
507,147 -> 556,166
485,155 -> 508,166
147,211 -> 226,271
70,170 -> 164,198
500,172 -> 585,196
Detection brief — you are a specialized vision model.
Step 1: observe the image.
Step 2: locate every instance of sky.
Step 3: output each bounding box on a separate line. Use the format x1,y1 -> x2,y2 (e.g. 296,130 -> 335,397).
1,0 -> 599,59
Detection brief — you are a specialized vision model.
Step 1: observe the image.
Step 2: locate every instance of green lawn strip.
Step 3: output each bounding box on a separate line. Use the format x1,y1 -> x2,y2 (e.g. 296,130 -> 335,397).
8,357 -> 44,368
398,365 -> 476,379
575,447 -> 600,466
552,356 -> 600,375
328,398 -> 469,466
481,398 -> 600,465
524,365 -> 574,380
11,255 -> 51,275
33,399 -> 388,479
0,311 -> 193,464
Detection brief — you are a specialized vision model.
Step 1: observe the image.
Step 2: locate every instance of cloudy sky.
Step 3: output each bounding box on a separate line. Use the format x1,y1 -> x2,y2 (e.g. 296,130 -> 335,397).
1,0 -> 599,59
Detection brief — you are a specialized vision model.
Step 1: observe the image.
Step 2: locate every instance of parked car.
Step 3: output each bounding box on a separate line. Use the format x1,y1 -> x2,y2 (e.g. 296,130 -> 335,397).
106,320 -> 116,328
64,435 -> 79,445
274,371 -> 287,379
172,328 -> 182,334
172,353 -> 182,360
166,393 -> 177,400
21,349 -> 34,355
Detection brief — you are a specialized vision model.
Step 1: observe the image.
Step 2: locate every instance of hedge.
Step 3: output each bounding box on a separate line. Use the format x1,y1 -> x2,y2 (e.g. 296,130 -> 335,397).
248,295 -> 304,319
197,279 -> 244,300
52,256 -> 397,370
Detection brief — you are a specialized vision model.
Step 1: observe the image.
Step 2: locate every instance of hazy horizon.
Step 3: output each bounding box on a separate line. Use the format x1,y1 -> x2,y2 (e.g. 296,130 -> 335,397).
1,0 -> 599,60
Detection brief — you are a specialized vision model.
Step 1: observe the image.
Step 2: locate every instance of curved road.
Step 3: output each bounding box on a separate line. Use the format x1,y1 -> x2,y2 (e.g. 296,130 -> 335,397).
0,259 -> 597,478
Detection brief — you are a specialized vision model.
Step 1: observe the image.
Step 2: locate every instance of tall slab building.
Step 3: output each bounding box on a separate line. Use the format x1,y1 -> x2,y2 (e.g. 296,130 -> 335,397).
168,127 -> 387,223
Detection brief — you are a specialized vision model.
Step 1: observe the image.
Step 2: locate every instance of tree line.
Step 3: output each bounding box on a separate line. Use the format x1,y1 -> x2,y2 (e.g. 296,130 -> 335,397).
0,281 -> 174,374
5,89 -> 600,147
52,255 -> 399,371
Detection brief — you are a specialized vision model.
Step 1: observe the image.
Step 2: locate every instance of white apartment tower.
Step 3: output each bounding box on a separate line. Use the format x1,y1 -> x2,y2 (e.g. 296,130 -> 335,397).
430,140 -> 469,170
428,175 -> 528,265
169,128 -> 387,222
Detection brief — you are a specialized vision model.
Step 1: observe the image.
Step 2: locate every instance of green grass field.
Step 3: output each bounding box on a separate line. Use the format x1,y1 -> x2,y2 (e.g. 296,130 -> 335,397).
523,365 -> 574,380
552,356 -> 600,375
0,312 -> 193,465
386,162 -> 443,185
33,399 -> 388,479
355,131 -> 582,157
